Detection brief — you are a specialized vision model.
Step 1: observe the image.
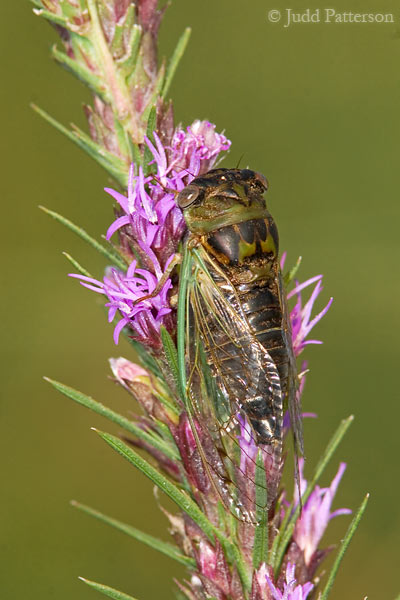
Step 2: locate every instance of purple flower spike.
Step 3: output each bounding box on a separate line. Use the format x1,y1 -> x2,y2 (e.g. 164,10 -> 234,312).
71,120 -> 230,348
265,562 -> 314,600
288,275 -> 333,357
293,460 -> 352,565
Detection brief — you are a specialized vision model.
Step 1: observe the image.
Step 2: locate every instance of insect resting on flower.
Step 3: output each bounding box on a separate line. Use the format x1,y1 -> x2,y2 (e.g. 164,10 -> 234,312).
175,168 -> 304,520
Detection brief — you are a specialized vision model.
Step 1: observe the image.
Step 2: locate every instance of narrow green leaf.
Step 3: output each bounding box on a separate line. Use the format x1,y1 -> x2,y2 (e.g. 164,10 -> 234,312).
95,430 -> 217,537
31,104 -> 128,186
283,255 -> 302,286
44,378 -> 179,461
62,252 -> 92,278
39,205 -> 127,271
71,501 -> 195,568
146,105 -> 157,139
96,429 -> 251,590
271,415 -> 354,573
51,45 -> 110,103
110,4 -> 136,59
142,105 -> 158,170
69,123 -> 128,186
141,62 -> 166,126
33,8 -> 69,26
177,247 -> 192,408
127,139 -> 142,168
112,115 -> 131,161
160,326 -> 180,394
319,494 -> 369,600
79,577 -> 138,600
118,24 -> 141,77
162,28 -> 191,98
252,451 -> 269,569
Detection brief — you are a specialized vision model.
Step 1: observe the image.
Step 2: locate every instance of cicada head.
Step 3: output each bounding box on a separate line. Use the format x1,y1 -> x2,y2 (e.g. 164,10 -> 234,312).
177,168 -> 270,235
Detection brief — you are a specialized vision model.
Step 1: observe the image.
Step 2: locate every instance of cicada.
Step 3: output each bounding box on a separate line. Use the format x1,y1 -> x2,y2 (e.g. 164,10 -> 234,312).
175,168 -> 303,520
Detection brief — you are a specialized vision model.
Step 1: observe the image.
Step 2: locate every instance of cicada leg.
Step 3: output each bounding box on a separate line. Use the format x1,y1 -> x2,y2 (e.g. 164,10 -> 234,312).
130,253 -> 182,306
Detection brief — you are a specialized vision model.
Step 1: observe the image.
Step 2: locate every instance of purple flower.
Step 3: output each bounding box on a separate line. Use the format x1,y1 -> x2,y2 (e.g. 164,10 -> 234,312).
287,276 -> 333,357
168,119 -> 231,174
280,253 -> 332,357
293,460 -> 351,565
264,563 -> 314,600
105,161 -> 184,275
69,258 -> 174,349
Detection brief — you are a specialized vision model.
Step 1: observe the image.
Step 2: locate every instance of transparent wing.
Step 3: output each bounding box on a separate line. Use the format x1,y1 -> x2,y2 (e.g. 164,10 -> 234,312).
184,247 -> 284,520
278,270 -> 304,501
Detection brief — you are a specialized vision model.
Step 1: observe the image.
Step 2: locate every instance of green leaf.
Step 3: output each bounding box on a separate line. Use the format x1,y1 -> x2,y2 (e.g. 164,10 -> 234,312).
142,105 -> 158,171
51,45 -> 110,103
283,255 -> 302,286
145,105 -> 157,139
111,5 -> 136,59
69,123 -> 129,186
270,415 -> 354,573
95,430 -> 216,537
141,62 -> 165,126
127,139 -> 142,169
117,24 -> 141,78
62,252 -> 92,278
33,8 -> 69,26
160,326 -> 180,395
112,114 -> 131,161
162,28 -> 191,98
252,451 -> 269,569
31,104 -> 128,186
71,501 -> 195,568
96,430 -> 251,590
39,205 -> 127,271
79,577 -> 138,600
176,247 -> 192,408
44,377 -> 179,462
319,494 -> 369,600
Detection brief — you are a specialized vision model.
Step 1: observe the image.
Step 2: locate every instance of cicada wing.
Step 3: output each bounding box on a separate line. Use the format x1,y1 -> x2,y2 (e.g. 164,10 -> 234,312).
278,270 -> 304,457
185,248 -> 284,515
277,269 -> 304,505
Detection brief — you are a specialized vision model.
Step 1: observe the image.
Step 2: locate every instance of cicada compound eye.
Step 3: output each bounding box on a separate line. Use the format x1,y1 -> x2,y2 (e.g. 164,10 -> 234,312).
177,185 -> 200,209
254,172 -> 269,191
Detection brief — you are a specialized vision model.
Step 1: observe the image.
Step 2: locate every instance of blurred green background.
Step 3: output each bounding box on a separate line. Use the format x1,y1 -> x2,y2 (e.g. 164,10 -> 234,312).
2,1 -> 400,598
